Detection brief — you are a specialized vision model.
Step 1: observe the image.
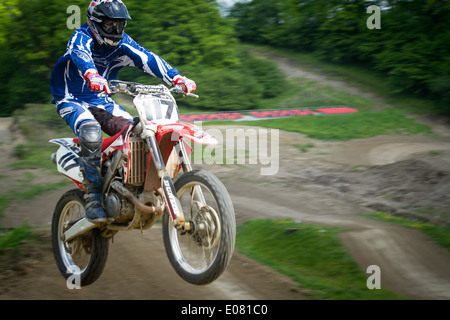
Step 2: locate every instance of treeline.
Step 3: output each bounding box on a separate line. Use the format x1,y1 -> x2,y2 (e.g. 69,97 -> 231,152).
2,0 -> 448,117
0,0 -> 285,116
229,0 -> 450,113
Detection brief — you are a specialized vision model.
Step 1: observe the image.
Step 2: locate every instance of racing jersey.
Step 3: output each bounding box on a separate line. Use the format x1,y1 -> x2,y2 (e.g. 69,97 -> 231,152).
50,23 -> 180,105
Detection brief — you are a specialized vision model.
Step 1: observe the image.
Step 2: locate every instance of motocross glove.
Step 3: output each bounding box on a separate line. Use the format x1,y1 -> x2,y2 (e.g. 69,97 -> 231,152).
83,69 -> 111,95
173,75 -> 197,94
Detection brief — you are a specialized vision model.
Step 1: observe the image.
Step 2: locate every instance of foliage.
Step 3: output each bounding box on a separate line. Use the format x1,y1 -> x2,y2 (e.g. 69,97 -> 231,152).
0,0 -> 87,115
229,0 -> 450,114
124,0 -> 240,68
175,50 -> 288,111
2,0 -> 447,116
118,47 -> 288,111
1,0 -> 281,116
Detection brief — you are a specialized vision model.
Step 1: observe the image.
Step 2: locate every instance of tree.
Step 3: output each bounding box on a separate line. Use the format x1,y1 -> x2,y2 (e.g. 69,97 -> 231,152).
317,1 -> 367,63
0,0 -> 244,115
125,0 -> 240,68
0,0 -> 86,115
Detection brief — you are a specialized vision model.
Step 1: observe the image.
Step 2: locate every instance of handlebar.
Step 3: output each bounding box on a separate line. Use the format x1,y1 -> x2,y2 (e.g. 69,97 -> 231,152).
108,80 -> 199,99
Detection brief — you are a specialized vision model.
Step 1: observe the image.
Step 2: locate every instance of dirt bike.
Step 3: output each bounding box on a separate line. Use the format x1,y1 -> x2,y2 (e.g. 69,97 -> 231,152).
50,80 -> 236,286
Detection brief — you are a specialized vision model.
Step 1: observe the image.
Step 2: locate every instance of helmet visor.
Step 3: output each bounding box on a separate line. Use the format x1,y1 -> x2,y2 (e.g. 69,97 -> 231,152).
101,19 -> 126,35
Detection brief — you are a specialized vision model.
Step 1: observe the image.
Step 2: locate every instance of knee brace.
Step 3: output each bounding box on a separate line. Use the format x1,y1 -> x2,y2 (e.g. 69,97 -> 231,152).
78,122 -> 102,156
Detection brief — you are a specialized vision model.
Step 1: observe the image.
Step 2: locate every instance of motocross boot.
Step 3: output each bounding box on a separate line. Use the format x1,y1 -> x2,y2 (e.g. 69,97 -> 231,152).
79,155 -> 109,224
78,122 -> 111,224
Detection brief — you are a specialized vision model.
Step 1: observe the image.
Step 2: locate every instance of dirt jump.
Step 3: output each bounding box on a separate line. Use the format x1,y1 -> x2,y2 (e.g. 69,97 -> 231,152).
1,53 -> 450,300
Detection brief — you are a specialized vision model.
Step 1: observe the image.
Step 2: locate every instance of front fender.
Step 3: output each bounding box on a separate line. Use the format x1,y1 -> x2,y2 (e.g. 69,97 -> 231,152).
156,122 -> 218,145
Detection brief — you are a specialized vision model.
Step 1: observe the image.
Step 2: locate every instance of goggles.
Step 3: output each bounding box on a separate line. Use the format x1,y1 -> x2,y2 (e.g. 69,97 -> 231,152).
101,19 -> 126,35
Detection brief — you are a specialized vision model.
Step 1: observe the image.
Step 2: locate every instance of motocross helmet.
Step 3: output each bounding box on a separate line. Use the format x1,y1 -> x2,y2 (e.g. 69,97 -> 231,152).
87,0 -> 132,47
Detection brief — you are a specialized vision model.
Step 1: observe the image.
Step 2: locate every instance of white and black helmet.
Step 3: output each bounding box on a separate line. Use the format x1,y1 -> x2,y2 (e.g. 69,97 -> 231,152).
87,0 -> 132,47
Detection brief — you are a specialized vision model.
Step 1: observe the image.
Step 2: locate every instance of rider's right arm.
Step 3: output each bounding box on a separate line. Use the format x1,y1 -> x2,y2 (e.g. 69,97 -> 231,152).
120,34 -> 180,86
66,30 -> 98,77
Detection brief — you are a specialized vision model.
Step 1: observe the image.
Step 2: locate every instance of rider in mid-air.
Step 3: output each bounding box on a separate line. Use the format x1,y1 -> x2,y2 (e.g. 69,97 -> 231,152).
50,0 -> 196,224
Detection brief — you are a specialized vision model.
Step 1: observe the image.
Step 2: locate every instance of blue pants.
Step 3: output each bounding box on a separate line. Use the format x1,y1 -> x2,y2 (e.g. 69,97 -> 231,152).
56,99 -> 133,136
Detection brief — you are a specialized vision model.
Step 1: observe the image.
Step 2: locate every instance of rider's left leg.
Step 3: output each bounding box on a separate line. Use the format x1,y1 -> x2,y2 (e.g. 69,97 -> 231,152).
78,122 -> 111,224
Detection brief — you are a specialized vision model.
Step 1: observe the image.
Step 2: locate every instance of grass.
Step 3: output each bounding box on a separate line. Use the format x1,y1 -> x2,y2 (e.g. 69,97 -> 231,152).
294,143 -> 315,153
0,222 -> 35,255
209,109 -> 431,140
236,218 -> 405,300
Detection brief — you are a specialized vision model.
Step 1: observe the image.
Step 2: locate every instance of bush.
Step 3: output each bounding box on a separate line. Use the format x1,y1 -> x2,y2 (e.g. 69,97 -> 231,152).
238,49 -> 287,99
177,67 -> 263,111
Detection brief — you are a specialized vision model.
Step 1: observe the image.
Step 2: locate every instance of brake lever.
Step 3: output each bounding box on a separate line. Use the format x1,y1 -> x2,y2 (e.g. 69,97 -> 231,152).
186,92 -> 199,99
170,86 -> 199,99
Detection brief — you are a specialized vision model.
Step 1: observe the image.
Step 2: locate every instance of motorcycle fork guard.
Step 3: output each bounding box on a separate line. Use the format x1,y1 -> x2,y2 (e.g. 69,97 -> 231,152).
145,134 -> 186,228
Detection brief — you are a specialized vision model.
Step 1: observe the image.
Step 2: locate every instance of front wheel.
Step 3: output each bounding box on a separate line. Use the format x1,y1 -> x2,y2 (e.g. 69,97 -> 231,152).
162,170 -> 236,285
51,189 -> 109,287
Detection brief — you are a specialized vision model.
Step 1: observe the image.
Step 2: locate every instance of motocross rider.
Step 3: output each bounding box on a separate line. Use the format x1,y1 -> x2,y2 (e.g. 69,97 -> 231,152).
50,0 -> 196,224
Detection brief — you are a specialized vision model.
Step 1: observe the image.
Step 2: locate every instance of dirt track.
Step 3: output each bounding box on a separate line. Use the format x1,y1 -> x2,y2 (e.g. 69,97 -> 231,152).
1,54 -> 450,300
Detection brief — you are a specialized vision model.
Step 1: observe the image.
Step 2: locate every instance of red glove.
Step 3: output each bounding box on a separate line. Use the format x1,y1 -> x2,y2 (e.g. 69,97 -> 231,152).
173,75 -> 197,93
83,70 -> 111,95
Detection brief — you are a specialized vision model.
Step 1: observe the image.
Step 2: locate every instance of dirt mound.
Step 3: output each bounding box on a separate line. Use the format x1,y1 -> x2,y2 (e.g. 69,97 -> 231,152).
279,158 -> 450,225
367,159 -> 450,204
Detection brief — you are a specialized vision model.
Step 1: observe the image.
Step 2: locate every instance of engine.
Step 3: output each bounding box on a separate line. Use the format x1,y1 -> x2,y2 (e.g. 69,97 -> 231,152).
102,134 -> 164,229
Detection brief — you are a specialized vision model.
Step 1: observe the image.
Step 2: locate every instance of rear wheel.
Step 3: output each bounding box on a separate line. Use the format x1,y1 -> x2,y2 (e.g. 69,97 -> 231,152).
51,189 -> 109,287
162,170 -> 236,285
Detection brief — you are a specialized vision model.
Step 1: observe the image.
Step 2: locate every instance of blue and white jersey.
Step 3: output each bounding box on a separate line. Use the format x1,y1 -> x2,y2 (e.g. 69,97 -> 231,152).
50,23 -> 180,105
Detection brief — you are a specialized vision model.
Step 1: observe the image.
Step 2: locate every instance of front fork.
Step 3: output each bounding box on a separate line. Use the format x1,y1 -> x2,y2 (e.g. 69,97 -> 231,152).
175,139 -> 206,212
145,133 -> 204,233
145,134 -> 184,228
